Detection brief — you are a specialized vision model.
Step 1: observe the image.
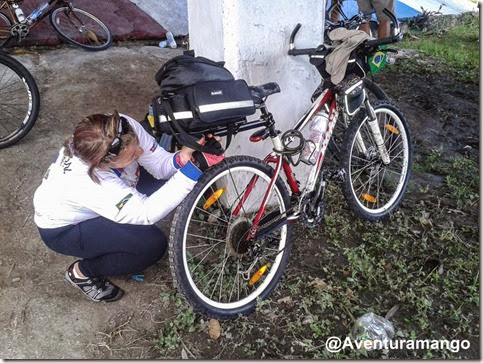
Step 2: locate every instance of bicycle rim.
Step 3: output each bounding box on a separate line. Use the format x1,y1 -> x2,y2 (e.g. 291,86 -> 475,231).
349,107 -> 410,214
0,58 -> 36,146
182,165 -> 288,310
50,7 -> 112,50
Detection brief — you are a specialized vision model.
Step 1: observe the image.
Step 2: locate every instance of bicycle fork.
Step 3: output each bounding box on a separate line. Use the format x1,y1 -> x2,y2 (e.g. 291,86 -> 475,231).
363,99 -> 390,164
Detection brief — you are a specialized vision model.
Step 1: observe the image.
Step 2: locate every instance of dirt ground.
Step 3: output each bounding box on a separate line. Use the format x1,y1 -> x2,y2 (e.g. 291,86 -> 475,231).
0,44 -> 479,359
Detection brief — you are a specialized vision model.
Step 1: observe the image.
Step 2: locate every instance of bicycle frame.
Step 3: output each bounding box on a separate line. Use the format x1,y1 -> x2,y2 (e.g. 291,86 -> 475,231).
0,0 -> 73,29
232,88 -> 340,238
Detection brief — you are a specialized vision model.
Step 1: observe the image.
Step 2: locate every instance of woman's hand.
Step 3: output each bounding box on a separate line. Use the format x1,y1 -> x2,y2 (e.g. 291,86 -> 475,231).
178,134 -> 221,165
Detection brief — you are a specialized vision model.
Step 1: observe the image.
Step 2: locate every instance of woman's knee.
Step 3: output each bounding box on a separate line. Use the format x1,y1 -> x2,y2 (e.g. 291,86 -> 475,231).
137,225 -> 167,262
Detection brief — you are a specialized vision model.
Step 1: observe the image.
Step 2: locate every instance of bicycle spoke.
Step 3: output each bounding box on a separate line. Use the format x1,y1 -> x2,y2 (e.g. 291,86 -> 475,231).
186,241 -> 224,263
190,219 -> 229,229
186,233 -> 226,244
194,205 -> 229,224
210,244 -> 229,300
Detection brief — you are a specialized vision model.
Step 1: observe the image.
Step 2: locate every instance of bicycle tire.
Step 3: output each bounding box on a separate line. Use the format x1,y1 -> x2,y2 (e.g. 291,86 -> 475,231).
169,156 -> 294,320
328,78 -> 388,161
0,12 -> 12,48
49,7 -> 112,51
340,100 -> 412,220
0,52 -> 40,148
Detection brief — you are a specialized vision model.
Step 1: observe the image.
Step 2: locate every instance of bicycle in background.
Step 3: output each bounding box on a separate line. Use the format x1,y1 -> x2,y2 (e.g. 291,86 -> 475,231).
0,0 -> 112,51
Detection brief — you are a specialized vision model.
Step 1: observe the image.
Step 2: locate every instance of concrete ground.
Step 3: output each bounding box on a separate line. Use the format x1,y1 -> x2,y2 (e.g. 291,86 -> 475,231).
0,45 -> 183,359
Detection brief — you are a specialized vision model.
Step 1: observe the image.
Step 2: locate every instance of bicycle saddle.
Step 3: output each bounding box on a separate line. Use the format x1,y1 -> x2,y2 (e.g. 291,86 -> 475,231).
249,82 -> 281,105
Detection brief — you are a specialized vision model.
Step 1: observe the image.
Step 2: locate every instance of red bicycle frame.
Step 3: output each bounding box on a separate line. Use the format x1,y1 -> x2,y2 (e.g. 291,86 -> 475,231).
232,88 -> 339,238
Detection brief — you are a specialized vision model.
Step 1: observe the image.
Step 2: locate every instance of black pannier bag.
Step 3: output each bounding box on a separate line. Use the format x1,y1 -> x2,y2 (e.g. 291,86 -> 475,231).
152,52 -> 256,155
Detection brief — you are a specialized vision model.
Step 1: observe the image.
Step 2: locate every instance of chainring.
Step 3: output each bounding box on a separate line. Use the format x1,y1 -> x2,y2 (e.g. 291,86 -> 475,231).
11,24 -> 29,40
300,193 -> 325,229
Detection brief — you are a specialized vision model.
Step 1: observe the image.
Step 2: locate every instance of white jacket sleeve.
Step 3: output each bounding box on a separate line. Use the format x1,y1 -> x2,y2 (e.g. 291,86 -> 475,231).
80,161 -> 202,225
122,114 -> 179,180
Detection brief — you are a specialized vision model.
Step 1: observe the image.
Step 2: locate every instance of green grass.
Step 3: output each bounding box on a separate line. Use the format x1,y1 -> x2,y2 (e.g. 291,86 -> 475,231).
154,147 -> 479,358
402,13 -> 479,81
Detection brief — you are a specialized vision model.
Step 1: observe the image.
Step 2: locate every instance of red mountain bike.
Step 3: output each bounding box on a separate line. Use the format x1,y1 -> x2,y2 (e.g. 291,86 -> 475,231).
168,9 -> 412,319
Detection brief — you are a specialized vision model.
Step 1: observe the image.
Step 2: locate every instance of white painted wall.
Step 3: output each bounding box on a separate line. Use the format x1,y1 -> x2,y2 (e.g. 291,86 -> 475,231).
130,0 -> 189,36
188,0 -> 325,163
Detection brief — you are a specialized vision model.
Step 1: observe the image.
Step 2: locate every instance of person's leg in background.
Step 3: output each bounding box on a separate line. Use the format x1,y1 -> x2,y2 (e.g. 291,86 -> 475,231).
356,0 -> 372,35
373,0 -> 396,38
356,0 -> 395,38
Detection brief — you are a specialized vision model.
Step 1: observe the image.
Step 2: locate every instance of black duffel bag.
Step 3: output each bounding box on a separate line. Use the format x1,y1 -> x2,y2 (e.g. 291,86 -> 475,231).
152,52 -> 256,155
155,53 -> 234,93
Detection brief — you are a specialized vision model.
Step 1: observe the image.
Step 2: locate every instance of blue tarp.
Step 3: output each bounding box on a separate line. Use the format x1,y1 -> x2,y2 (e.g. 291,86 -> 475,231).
338,1 -> 421,20
395,1 -> 421,19
339,0 -> 477,20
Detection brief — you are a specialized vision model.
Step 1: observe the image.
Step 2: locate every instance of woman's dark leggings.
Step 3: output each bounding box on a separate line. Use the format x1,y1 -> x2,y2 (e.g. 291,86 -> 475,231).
38,166 -> 167,278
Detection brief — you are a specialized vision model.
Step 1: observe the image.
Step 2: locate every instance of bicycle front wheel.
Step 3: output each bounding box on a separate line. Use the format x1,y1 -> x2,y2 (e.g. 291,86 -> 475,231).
169,156 -> 293,320
49,7 -> 112,51
340,101 -> 412,220
0,53 -> 40,148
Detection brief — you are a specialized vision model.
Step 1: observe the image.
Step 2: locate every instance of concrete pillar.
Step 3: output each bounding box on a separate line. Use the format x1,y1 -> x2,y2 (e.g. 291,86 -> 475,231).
188,0 -> 325,162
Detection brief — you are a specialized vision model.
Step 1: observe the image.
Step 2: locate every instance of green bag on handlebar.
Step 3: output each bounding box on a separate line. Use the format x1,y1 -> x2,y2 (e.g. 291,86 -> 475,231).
368,45 -> 388,75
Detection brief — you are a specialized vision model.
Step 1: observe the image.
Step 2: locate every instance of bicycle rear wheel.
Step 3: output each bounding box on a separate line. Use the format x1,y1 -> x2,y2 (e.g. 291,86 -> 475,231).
49,7 -> 112,51
0,12 -> 12,48
340,101 -> 412,220
169,156 -> 293,320
0,53 -> 40,148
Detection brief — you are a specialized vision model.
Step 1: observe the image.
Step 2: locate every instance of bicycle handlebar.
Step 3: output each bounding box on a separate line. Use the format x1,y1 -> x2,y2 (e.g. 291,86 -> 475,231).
288,23 -> 317,56
288,48 -> 318,56
289,23 -> 301,47
288,8 -> 403,57
363,9 -> 403,48
364,33 -> 403,48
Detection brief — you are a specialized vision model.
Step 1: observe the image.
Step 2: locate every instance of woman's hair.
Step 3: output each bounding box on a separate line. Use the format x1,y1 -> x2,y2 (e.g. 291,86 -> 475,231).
63,110 -> 138,183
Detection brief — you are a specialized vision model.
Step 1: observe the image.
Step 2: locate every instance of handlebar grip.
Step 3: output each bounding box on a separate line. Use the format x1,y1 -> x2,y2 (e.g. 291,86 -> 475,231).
289,23 -> 302,45
364,34 -> 402,48
288,48 -> 317,56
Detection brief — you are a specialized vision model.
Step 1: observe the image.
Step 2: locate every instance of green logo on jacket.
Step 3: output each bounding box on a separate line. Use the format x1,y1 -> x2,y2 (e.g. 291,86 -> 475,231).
116,193 -> 133,210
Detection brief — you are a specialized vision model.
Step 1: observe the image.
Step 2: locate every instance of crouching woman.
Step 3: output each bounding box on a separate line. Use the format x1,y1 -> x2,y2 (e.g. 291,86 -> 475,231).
33,111 -> 222,302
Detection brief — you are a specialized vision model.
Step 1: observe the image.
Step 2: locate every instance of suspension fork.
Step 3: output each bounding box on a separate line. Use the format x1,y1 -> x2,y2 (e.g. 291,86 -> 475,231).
364,99 -> 390,164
